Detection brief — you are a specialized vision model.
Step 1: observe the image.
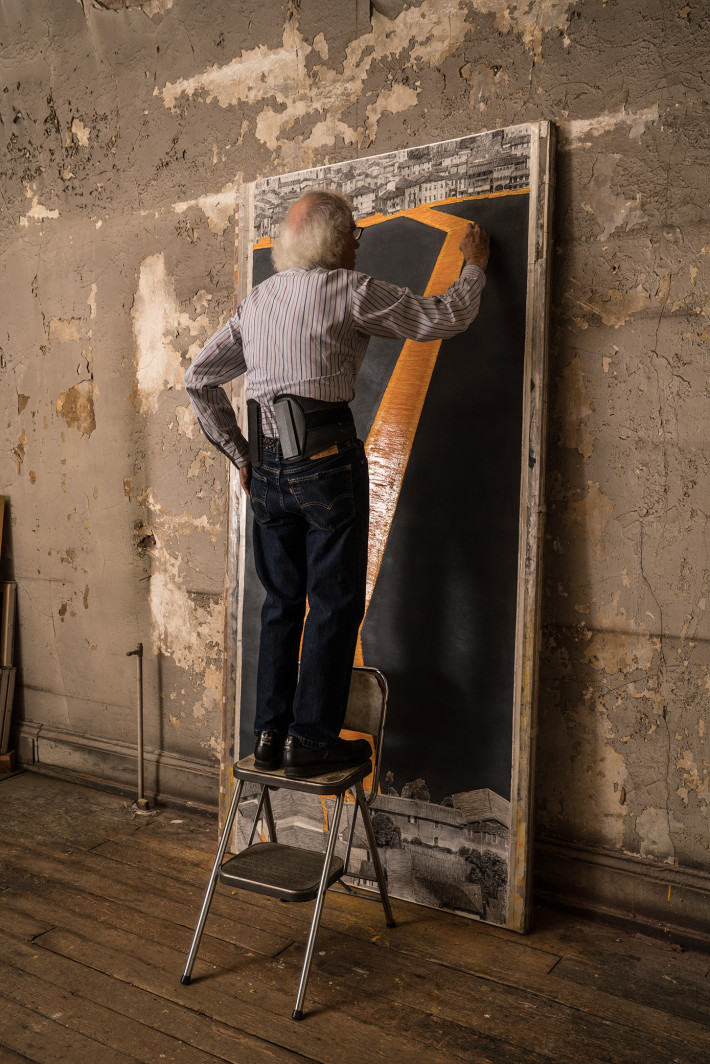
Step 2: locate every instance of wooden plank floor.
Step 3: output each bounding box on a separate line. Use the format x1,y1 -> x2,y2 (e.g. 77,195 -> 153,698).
0,772 -> 708,1064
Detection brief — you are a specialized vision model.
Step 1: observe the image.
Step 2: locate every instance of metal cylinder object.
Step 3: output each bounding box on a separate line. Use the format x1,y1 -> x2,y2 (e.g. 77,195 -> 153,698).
126,643 -> 150,811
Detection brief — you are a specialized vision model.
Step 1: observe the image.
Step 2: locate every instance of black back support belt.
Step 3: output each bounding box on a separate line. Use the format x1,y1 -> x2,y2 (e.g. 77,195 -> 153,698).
247,396 -> 355,464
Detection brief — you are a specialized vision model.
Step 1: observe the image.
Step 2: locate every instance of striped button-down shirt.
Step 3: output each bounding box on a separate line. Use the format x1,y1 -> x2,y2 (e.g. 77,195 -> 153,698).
184,264 -> 486,467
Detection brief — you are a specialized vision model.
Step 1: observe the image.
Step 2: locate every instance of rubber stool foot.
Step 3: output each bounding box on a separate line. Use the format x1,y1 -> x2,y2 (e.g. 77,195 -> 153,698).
180,974 -> 192,986
292,1009 -> 303,1021
387,919 -> 396,928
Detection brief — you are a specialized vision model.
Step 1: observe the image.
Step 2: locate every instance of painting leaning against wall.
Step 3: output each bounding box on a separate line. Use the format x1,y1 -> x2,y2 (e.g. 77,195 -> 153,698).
225,123 -> 554,931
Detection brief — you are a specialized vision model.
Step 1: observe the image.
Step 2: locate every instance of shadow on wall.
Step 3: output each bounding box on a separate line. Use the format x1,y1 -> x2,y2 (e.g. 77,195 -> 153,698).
535,160 -> 597,843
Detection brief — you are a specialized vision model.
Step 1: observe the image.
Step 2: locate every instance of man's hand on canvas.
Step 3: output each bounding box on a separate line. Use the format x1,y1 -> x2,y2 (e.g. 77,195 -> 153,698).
460,223 -> 490,271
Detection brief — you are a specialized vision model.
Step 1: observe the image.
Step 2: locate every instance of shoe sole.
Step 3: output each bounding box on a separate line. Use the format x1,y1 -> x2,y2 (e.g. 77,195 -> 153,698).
284,758 -> 369,779
254,758 -> 282,771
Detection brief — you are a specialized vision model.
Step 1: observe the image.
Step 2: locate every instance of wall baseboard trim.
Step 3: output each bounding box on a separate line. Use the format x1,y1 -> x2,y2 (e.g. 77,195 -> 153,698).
535,838 -> 710,949
12,720 -> 710,946
14,721 -> 220,814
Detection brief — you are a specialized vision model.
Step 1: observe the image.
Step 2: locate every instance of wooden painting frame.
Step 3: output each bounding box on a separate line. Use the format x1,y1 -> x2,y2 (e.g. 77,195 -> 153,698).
219,122 -> 554,931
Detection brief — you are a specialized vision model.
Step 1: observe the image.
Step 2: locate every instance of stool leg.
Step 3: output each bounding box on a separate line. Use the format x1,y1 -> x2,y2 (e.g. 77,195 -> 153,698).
291,791 -> 345,1021
181,779 -> 244,985
356,782 -> 395,928
263,787 -> 278,843
246,786 -> 267,846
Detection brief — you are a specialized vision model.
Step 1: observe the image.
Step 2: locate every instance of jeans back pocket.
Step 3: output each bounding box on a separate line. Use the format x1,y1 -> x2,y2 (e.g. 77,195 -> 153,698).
249,469 -> 272,525
290,465 -> 355,531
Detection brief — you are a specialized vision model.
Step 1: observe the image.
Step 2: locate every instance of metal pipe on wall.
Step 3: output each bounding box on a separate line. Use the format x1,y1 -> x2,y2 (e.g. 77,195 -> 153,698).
126,643 -> 151,812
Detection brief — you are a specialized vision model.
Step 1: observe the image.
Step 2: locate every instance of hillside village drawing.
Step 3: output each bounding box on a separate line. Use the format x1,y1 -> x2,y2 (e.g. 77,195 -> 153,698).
252,126 -> 530,239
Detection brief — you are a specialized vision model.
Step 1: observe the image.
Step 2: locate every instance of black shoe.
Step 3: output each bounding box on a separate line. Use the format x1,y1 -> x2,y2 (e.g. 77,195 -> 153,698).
283,736 -> 372,778
254,730 -> 284,770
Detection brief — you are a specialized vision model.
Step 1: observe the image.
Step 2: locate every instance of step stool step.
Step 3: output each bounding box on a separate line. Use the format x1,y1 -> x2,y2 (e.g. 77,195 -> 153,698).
219,842 -> 344,902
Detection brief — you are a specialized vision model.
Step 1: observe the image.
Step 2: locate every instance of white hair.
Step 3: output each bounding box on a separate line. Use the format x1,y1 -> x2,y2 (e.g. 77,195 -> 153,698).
272,189 -> 353,272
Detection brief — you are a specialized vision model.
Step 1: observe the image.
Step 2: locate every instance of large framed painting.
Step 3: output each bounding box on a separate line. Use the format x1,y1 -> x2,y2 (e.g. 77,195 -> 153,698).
221,123 -> 554,931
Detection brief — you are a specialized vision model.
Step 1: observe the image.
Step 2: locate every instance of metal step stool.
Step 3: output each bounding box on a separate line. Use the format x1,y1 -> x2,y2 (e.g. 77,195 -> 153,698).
180,666 -> 395,1020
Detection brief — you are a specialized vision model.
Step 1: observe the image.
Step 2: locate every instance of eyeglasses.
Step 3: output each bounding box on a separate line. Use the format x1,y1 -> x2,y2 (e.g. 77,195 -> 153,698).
352,226 -> 363,240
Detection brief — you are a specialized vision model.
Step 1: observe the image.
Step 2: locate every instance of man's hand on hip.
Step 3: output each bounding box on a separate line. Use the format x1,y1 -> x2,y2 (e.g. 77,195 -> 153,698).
460,223 -> 490,271
239,462 -> 252,497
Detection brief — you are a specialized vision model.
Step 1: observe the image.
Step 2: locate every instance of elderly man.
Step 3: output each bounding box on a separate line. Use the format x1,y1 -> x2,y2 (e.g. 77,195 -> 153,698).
185,189 -> 489,777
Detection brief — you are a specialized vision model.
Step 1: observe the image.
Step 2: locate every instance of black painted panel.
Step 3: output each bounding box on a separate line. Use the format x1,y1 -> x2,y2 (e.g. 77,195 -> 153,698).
241,194 -> 529,806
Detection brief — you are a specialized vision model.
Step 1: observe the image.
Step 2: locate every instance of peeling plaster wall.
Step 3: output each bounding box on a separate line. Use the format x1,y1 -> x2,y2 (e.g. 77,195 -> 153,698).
1,1 -> 708,890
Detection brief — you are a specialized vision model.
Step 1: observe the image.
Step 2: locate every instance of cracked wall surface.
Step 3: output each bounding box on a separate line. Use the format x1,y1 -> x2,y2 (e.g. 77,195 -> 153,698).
1,0 -> 708,879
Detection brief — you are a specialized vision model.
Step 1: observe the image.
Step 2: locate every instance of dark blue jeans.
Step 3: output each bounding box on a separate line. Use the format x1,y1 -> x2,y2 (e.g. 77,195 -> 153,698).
249,438 -> 369,749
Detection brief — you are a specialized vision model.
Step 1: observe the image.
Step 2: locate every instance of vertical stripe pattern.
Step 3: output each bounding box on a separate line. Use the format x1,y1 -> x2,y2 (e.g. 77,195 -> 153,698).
184,264 -> 485,466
